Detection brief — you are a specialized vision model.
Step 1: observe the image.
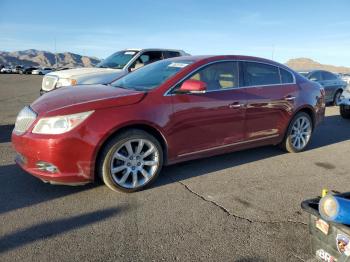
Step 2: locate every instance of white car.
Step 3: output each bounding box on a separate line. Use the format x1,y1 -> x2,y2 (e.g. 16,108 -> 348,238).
341,74 -> 350,85
1,67 -> 12,73
339,84 -> 350,119
32,67 -> 53,75
40,48 -> 189,95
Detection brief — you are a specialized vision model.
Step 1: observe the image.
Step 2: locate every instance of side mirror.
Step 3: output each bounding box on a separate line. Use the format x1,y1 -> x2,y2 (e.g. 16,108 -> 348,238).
309,77 -> 318,82
177,79 -> 207,94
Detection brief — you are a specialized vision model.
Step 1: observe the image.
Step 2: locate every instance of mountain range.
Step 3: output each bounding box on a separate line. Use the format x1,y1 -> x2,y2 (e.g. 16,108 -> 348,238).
1,50 -> 349,73
0,49 -> 100,68
285,58 -> 350,74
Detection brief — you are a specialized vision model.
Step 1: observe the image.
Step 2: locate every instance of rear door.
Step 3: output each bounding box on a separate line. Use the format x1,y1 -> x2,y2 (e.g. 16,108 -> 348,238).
242,62 -> 298,140
320,71 -> 341,101
169,61 -> 246,157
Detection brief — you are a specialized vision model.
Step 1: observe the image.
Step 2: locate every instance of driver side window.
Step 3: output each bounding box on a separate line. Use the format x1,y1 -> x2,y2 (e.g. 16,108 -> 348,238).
129,51 -> 163,71
187,62 -> 238,91
309,71 -> 322,81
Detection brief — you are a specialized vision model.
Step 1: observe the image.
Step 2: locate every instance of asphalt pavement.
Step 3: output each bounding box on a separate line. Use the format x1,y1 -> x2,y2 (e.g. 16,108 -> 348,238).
1,74 -> 350,261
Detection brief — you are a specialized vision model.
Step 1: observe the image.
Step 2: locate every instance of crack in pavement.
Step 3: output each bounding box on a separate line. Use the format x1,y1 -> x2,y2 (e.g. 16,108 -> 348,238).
178,181 -> 307,226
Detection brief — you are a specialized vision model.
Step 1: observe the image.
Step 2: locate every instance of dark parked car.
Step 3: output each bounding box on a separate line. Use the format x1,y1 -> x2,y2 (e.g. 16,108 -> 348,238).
299,70 -> 347,105
12,55 -> 325,192
20,67 -> 38,74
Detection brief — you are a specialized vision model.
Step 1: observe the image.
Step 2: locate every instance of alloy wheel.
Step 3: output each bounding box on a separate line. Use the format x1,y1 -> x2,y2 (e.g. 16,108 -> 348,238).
110,139 -> 160,189
290,116 -> 312,150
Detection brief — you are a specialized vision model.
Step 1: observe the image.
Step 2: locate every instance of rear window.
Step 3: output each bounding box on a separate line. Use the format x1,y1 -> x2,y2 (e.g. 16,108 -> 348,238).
243,62 -> 280,86
280,68 -> 294,84
163,51 -> 181,59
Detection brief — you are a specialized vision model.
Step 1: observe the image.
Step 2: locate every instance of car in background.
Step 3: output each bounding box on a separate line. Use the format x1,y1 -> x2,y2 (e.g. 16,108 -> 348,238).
20,66 -> 38,74
340,73 -> 350,85
12,65 -> 24,74
299,70 -> 347,105
40,48 -> 188,95
12,55 -> 325,192
1,67 -> 12,73
339,85 -> 350,119
32,67 -> 53,75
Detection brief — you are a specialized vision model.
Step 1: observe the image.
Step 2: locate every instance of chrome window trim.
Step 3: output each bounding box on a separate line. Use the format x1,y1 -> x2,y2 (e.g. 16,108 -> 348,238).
164,59 -> 296,96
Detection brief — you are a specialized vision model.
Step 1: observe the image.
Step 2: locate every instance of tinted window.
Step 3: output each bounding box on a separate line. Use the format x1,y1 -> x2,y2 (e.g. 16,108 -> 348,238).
129,51 -> 164,71
163,51 -> 181,58
111,59 -> 195,90
280,68 -> 294,84
322,71 -> 337,80
187,62 -> 238,91
309,71 -> 322,81
97,51 -> 138,69
243,62 -> 280,86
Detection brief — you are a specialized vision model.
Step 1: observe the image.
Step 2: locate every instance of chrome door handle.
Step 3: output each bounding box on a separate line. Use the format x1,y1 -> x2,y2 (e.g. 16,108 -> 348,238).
229,103 -> 243,109
284,95 -> 296,101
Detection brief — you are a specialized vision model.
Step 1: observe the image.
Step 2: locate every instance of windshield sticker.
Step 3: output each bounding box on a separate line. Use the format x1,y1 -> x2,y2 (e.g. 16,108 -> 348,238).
125,51 -> 136,55
168,62 -> 189,68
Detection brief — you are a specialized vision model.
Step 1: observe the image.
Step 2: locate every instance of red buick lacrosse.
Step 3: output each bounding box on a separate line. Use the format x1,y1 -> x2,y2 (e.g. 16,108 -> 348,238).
12,55 -> 325,192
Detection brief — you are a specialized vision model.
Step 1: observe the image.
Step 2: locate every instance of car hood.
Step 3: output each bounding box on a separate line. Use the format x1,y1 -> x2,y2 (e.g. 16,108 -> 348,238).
31,84 -> 146,116
48,67 -> 123,80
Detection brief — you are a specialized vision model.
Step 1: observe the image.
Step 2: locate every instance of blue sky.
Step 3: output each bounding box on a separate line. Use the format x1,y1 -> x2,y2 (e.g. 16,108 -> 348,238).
1,0 -> 350,66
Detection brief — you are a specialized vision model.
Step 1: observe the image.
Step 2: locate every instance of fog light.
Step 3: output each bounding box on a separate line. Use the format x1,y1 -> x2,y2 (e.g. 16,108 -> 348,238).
36,161 -> 59,173
319,195 -> 350,225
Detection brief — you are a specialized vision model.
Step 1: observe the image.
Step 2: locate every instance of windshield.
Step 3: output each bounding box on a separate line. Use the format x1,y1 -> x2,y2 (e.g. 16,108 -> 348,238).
111,59 -> 195,91
97,51 -> 139,69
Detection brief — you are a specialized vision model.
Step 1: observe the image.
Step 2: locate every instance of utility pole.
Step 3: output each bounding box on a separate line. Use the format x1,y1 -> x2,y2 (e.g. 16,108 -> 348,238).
54,37 -> 57,69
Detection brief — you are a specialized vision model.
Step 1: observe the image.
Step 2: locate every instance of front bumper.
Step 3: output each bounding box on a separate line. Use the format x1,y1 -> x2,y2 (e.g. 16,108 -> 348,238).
12,131 -> 95,185
339,91 -> 350,106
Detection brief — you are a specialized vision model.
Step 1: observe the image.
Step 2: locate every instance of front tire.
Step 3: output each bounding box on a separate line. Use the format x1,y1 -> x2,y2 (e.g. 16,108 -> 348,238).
98,129 -> 163,193
281,112 -> 313,153
340,105 -> 350,119
334,90 -> 343,106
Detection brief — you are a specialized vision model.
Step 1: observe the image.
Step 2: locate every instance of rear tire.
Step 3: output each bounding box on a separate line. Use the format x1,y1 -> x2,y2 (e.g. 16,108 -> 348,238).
340,105 -> 350,119
97,129 -> 163,193
281,112 -> 313,153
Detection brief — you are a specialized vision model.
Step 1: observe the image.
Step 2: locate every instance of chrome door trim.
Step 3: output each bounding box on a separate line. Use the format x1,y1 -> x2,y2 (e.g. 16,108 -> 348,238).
164,59 -> 296,96
177,134 -> 280,158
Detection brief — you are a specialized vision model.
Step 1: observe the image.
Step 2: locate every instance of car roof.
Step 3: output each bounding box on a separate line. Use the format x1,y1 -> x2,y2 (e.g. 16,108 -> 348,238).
167,55 -> 291,68
124,48 -> 186,52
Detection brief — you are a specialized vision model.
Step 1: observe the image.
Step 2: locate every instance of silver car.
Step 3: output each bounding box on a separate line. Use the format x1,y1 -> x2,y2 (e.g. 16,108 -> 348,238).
299,70 -> 347,105
40,48 -> 189,95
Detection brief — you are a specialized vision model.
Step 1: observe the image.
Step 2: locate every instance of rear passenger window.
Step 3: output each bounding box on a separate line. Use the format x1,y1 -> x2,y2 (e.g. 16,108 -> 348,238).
163,51 -> 181,58
243,62 -> 280,86
322,71 -> 337,80
280,68 -> 294,84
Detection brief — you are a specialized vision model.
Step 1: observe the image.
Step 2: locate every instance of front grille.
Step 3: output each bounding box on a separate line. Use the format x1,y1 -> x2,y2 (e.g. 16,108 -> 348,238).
14,106 -> 37,134
42,75 -> 58,91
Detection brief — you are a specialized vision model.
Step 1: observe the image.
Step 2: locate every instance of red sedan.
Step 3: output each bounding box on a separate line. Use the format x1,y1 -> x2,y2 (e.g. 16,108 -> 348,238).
12,55 -> 325,192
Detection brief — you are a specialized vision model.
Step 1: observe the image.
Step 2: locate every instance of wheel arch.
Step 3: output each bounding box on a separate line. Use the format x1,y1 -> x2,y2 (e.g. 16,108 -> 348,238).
282,105 -> 316,138
92,122 -> 169,181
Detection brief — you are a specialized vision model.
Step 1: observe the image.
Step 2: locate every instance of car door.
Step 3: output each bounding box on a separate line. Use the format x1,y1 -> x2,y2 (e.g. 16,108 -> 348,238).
321,71 -> 341,101
169,61 -> 246,157
242,62 -> 298,140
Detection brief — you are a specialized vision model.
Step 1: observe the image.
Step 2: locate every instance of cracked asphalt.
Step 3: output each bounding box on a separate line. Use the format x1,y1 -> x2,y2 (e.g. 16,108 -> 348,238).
1,74 -> 350,261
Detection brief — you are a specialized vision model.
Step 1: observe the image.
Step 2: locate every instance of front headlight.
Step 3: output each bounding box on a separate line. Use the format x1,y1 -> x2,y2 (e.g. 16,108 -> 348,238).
56,78 -> 78,87
32,111 -> 94,134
